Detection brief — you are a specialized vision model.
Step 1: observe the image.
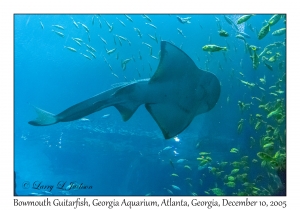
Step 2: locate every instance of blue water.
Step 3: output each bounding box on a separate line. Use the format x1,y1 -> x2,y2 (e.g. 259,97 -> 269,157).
14,14 -> 286,196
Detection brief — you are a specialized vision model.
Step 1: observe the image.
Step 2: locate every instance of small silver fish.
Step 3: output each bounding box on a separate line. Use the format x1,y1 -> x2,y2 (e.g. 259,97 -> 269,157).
142,14 -> 152,22
171,185 -> 181,190
85,44 -> 96,52
176,159 -> 187,163
52,30 -> 64,37
112,73 -> 119,78
39,20 -> 44,29
177,28 -> 186,37
99,36 -> 107,44
116,17 -> 126,26
72,37 -> 83,42
52,24 -> 64,30
148,34 -> 158,43
86,50 -> 96,58
116,35 -> 127,41
177,16 -> 191,24
81,23 -> 89,32
124,14 -> 133,22
145,22 -> 157,29
102,114 -> 110,118
80,53 -> 92,60
64,46 -> 76,52
163,146 -> 172,151
142,42 -> 152,48
106,48 -> 116,55
134,28 -> 142,37
71,17 -> 79,28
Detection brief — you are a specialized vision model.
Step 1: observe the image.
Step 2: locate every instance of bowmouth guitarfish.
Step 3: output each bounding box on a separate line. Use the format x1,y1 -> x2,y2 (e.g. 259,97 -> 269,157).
29,41 -> 221,139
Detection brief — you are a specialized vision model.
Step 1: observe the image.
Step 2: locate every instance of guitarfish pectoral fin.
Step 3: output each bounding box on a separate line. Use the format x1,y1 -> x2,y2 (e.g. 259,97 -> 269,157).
145,103 -> 194,139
